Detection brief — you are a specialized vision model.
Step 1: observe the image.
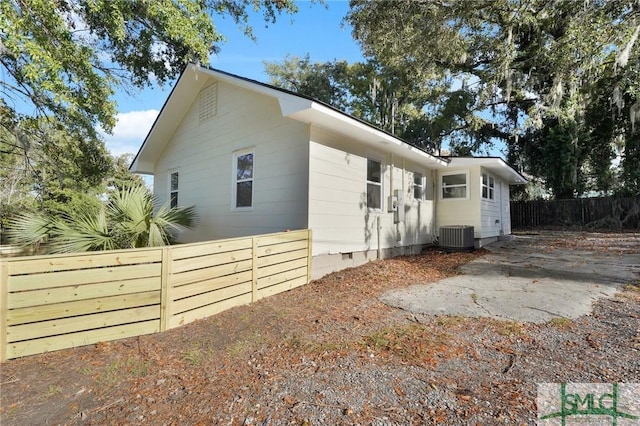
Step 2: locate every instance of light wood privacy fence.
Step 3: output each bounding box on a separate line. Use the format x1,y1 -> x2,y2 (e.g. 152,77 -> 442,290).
0,229 -> 311,361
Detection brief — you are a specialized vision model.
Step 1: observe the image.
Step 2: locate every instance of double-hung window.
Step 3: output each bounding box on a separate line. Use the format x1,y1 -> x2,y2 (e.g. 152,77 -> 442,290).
233,148 -> 254,209
169,170 -> 179,208
441,172 -> 468,199
366,158 -> 382,210
413,172 -> 424,200
482,173 -> 495,200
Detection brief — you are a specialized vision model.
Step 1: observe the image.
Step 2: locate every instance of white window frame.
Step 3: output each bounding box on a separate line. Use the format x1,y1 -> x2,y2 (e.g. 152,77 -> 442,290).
413,171 -> 424,201
482,172 -> 495,201
169,169 -> 179,208
232,148 -> 255,211
366,155 -> 384,211
440,170 -> 470,200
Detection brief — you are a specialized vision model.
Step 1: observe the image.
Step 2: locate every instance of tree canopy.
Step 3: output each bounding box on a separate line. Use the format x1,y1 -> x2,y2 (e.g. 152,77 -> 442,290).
347,0 -> 640,198
1,0 -> 304,243
0,0 -> 299,139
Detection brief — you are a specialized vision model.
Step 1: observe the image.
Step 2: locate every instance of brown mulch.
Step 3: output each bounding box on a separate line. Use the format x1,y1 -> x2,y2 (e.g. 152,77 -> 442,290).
1,241 -> 639,425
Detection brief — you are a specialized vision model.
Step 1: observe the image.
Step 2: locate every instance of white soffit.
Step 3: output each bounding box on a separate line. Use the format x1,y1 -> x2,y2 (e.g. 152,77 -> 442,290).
447,157 -> 527,184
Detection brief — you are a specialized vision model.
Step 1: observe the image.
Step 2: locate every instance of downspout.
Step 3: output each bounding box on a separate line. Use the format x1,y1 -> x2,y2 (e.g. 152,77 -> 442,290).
377,215 -> 381,259
432,169 -> 437,244
390,154 -> 394,207
401,158 -> 406,245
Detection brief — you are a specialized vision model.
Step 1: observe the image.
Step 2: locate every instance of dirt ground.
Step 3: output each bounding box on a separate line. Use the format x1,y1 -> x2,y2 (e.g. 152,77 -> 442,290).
1,231 -> 639,425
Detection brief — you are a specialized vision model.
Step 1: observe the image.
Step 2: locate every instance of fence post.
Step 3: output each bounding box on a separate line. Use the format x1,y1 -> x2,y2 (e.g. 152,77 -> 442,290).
306,229 -> 313,284
160,247 -> 171,332
0,261 -> 8,362
252,237 -> 259,303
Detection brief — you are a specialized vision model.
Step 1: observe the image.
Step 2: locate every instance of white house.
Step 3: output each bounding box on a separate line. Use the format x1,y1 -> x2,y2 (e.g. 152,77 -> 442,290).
130,66 -> 526,278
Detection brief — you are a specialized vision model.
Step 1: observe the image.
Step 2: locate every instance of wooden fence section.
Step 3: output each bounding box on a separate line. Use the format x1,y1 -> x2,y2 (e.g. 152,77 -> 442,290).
511,196 -> 640,229
0,229 -> 312,361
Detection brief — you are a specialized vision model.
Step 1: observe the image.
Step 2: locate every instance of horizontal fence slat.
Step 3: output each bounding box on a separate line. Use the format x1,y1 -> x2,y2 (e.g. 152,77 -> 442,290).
8,277 -> 160,309
7,249 -> 162,275
257,275 -> 308,300
169,293 -> 252,329
257,257 -> 309,279
255,230 -> 309,247
7,320 -> 160,359
257,248 -> 308,268
8,263 -> 161,291
7,305 -> 159,343
172,271 -> 253,300
0,229 -> 311,360
257,266 -> 308,290
171,248 -> 252,274
6,291 -> 161,326
256,239 -> 309,257
171,259 -> 253,287
170,238 -> 253,260
171,282 -> 252,315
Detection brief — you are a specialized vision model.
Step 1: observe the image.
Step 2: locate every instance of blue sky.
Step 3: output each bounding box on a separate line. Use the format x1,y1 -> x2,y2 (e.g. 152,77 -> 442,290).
105,0 -> 363,157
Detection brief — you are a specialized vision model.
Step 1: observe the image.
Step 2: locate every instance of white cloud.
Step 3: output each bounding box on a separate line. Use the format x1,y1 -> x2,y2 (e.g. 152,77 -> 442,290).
101,109 -> 159,157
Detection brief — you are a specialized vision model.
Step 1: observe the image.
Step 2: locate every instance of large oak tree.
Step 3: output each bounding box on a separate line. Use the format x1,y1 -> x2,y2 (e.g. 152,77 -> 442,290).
347,0 -> 640,197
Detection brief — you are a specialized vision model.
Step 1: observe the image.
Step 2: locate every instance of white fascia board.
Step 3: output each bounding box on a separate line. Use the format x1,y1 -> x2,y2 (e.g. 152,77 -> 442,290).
448,157 -> 527,184
287,101 -> 447,168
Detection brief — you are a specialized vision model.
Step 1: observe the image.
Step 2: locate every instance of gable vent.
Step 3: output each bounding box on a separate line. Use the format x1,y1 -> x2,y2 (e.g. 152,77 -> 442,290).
199,83 -> 217,123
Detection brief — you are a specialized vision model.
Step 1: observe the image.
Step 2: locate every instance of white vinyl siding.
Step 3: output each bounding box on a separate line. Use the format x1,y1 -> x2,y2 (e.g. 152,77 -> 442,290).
308,128 -> 436,257
153,79 -> 309,241
436,168 -> 480,237
233,148 -> 254,210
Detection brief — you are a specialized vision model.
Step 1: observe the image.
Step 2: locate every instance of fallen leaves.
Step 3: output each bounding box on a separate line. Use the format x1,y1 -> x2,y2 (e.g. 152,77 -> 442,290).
1,235 -> 639,425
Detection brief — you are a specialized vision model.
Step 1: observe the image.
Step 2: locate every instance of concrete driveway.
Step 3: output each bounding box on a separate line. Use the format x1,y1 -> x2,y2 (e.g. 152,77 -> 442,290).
380,231 -> 640,323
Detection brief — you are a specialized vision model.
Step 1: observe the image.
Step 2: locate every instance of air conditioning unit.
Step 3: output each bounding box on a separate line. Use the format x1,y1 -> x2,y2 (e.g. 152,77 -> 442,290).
439,225 -> 475,252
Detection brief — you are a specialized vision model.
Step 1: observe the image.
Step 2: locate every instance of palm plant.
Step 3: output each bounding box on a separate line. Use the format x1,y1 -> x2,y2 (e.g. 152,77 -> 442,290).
7,184 -> 197,253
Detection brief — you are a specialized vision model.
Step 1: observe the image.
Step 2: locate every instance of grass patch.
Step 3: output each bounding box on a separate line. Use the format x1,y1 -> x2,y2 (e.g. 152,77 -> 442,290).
225,330 -> 265,357
182,348 -> 203,367
623,281 -> 640,292
360,324 -> 452,365
496,321 -> 524,337
436,316 -> 466,327
81,357 -> 150,388
47,384 -> 62,397
548,317 -> 573,329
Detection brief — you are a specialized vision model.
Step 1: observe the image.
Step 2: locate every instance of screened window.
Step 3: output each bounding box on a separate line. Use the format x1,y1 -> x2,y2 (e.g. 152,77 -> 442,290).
366,158 -> 382,210
169,171 -> 179,208
233,149 -> 254,209
413,172 -> 424,200
482,173 -> 495,200
442,172 -> 468,199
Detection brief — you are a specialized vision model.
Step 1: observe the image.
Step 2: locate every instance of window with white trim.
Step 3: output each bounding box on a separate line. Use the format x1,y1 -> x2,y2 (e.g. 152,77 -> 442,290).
441,172 -> 468,199
233,148 -> 254,209
169,170 -> 179,208
366,158 -> 382,210
413,172 -> 424,200
482,173 -> 495,200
